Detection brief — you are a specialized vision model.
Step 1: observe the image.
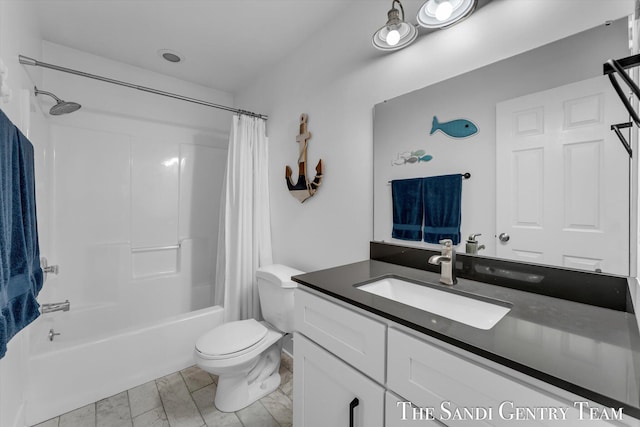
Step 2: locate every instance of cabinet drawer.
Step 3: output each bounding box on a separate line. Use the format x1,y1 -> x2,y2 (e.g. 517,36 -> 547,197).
388,328 -> 618,427
294,288 -> 386,383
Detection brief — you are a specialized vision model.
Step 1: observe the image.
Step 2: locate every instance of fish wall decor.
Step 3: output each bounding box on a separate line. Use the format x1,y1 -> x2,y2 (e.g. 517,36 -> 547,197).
285,113 -> 323,203
392,149 -> 433,166
430,116 -> 478,138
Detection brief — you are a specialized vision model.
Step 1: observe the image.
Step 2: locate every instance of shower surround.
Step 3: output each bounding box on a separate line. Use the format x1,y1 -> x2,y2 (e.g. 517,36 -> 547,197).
23,41 -> 233,425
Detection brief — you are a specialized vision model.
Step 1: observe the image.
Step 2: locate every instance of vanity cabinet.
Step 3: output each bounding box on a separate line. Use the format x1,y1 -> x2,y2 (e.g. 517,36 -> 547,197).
294,287 -> 633,426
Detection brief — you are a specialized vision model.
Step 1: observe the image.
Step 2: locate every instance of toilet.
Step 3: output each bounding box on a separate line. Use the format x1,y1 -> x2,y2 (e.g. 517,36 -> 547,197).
194,264 -> 303,412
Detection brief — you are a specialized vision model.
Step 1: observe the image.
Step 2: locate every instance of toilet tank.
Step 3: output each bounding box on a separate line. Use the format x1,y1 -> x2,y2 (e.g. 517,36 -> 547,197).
256,264 -> 304,333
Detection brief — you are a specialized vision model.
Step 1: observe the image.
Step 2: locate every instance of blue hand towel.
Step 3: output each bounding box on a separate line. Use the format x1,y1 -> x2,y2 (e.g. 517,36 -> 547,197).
422,174 -> 462,245
0,108 -> 43,359
391,178 -> 423,241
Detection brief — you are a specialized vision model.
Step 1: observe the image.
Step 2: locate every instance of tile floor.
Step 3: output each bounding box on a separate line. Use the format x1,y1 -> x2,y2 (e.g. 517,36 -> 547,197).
32,352 -> 293,427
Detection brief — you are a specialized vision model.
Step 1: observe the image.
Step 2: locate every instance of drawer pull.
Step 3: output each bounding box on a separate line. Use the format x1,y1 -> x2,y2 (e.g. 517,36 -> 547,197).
349,397 -> 359,427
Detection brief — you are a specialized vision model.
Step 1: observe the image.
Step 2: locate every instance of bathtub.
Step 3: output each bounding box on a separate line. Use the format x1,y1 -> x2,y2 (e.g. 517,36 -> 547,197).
25,304 -> 224,426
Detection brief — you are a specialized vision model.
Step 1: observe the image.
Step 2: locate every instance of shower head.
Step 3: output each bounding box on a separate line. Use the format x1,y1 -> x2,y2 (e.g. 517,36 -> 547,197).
49,100 -> 81,115
34,86 -> 81,115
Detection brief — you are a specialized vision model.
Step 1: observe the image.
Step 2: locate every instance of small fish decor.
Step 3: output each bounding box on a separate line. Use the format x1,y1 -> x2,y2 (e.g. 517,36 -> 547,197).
430,116 -> 478,138
285,113 -> 323,203
392,149 -> 433,166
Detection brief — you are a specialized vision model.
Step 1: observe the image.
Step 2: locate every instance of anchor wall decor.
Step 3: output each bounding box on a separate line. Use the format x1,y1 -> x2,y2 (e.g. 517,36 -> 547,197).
285,113 -> 323,203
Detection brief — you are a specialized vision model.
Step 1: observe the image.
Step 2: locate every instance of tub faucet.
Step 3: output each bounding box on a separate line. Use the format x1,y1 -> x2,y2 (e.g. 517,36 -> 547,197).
428,239 -> 457,285
41,300 -> 70,314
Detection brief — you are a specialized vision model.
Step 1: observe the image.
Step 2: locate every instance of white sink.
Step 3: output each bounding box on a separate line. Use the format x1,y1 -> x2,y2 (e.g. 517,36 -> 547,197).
357,277 -> 511,330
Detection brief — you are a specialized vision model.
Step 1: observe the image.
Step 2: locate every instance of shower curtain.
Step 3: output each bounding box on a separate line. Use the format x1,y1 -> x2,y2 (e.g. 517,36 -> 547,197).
215,114 -> 273,322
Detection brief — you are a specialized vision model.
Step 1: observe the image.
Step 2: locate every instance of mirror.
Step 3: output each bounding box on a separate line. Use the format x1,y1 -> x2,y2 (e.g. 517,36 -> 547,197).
373,17 -> 633,275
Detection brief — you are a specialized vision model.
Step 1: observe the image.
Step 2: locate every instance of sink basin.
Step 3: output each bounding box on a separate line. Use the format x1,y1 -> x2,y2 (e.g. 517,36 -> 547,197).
356,277 -> 511,330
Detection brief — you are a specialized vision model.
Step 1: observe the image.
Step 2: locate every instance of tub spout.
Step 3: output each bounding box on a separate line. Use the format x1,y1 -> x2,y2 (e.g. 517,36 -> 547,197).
41,300 -> 70,314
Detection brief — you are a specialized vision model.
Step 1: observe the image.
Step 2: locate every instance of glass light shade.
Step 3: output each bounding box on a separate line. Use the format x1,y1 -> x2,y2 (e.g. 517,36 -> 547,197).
386,29 -> 401,46
417,0 -> 477,28
435,1 -> 454,21
372,21 -> 418,51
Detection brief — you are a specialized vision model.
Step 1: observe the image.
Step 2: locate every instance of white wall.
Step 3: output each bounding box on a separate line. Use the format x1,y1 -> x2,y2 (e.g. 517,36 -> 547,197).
236,0 -> 635,273
0,1 -> 47,425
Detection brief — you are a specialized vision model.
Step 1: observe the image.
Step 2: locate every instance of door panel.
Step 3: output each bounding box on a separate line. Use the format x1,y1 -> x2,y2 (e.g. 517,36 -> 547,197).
496,76 -> 629,275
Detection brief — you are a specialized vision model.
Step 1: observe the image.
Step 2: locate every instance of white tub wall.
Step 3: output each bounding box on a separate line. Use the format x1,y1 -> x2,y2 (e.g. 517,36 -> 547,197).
42,118 -> 224,319
37,41 -> 230,317
26,306 -> 224,426
235,0 -> 636,273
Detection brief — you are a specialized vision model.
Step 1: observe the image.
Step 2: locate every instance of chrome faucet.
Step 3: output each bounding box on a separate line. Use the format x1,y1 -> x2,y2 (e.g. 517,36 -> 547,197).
41,300 -> 70,314
428,239 -> 457,285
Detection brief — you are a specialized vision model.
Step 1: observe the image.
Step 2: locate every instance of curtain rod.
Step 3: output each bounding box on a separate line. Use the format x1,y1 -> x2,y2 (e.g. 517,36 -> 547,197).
18,55 -> 268,120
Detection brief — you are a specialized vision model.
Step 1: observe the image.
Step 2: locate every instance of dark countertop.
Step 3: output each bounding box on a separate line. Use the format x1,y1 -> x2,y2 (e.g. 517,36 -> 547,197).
292,259 -> 640,419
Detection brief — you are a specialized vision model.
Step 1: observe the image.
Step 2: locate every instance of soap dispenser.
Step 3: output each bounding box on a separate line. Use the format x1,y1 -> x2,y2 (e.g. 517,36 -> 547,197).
466,234 -> 485,255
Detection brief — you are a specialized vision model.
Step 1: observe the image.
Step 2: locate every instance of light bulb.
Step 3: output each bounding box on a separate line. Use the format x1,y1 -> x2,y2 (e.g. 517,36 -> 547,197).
386,29 -> 400,46
435,0 -> 453,21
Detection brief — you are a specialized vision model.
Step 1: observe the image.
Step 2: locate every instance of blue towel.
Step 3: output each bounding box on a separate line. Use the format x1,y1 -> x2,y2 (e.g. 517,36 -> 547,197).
391,178 -> 423,241
0,108 -> 43,359
422,174 -> 462,245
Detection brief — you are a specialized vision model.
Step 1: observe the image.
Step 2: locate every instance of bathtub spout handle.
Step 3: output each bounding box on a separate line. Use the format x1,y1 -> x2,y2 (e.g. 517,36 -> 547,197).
41,257 -> 60,281
48,329 -> 60,341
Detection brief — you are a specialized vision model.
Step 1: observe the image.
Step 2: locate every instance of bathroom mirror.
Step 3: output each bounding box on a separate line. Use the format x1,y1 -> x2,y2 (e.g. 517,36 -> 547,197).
373,17 -> 634,276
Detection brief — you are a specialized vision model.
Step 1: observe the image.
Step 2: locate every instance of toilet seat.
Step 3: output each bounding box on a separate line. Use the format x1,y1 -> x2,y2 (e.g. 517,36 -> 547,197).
195,319 -> 268,360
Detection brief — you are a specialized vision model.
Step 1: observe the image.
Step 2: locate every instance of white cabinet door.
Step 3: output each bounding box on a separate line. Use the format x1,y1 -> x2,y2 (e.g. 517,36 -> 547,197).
293,333 -> 384,427
496,76 -> 629,275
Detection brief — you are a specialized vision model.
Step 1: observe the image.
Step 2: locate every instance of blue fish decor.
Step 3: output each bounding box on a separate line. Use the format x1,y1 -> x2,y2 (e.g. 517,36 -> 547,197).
430,116 -> 478,138
392,150 -> 433,166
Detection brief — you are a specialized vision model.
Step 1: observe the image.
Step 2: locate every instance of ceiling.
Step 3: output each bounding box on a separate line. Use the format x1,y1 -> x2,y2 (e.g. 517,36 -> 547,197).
30,0 -> 497,95
31,0 -> 359,94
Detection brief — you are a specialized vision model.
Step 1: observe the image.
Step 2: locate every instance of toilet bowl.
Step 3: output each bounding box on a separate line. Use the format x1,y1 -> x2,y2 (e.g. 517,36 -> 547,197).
194,264 -> 303,412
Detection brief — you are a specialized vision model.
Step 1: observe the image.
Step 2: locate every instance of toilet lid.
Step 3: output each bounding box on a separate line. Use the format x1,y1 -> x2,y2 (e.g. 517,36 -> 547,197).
196,319 -> 268,356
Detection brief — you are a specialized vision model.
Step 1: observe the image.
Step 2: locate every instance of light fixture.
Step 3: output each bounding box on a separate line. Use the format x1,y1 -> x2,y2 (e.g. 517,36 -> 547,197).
372,0 -> 418,51
417,0 -> 477,29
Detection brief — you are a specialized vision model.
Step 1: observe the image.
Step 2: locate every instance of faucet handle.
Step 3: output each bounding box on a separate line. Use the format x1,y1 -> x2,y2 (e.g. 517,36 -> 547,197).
438,239 -> 453,247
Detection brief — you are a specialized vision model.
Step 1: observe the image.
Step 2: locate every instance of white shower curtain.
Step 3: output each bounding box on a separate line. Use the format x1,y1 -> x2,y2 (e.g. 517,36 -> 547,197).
215,114 -> 273,322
